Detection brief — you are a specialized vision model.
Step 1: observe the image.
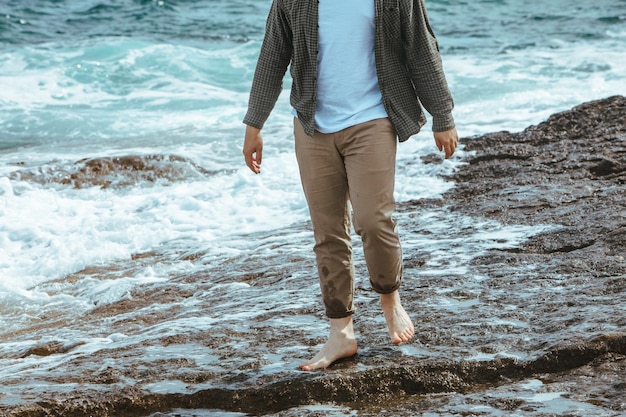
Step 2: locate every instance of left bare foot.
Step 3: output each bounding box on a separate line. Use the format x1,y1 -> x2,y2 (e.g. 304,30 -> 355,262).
381,291 -> 414,344
299,316 -> 358,371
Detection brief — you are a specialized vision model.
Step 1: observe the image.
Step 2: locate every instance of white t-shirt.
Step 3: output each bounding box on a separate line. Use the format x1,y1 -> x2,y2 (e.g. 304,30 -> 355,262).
314,0 -> 388,133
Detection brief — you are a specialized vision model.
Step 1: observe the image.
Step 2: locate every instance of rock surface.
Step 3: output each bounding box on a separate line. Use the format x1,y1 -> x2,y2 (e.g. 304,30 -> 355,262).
2,96 -> 625,416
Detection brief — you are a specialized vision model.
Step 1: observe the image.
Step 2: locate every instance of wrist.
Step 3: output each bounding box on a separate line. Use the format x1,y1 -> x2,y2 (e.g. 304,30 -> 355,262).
432,113 -> 455,132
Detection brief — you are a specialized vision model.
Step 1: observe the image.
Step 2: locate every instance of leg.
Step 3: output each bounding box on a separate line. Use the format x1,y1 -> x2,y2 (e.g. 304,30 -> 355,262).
294,119 -> 355,318
341,118 -> 414,344
294,119 -> 358,370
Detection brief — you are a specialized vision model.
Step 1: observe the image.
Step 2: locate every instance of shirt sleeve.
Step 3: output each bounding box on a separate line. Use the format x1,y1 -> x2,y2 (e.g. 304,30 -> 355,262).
243,0 -> 293,129
402,0 -> 455,132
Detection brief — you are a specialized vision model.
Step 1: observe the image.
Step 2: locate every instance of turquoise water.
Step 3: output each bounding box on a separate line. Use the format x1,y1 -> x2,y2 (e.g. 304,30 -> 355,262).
1,0 -> 625,330
0,2 -> 625,413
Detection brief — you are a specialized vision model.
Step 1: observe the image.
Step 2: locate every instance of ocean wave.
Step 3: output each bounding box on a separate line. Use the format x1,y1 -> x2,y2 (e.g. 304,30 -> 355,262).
1,0 -> 268,45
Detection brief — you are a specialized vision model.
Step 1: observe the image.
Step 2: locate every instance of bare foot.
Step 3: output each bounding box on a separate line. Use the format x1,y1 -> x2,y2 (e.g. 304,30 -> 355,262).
299,316 -> 358,371
381,291 -> 415,344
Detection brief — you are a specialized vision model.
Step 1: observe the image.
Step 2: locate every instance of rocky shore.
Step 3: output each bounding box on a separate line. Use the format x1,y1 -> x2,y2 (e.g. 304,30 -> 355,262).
2,96 -> 624,416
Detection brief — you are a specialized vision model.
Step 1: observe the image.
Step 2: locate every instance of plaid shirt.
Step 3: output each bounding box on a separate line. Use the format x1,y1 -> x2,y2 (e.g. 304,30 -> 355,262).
243,0 -> 455,142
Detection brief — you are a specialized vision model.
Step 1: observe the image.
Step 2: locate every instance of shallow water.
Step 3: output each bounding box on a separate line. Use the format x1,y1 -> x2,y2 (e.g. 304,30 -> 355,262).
1,0 -> 625,415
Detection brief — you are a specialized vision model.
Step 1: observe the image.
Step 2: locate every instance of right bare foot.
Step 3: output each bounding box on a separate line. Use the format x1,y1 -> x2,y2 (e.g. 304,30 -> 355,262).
381,290 -> 415,345
299,316 -> 358,371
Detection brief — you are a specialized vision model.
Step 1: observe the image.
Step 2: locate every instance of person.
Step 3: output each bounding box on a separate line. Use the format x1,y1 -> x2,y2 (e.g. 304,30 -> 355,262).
242,0 -> 459,371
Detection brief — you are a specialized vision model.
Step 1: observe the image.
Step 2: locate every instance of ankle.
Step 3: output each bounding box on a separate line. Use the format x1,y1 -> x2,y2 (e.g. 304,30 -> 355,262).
328,317 -> 356,344
380,290 -> 400,307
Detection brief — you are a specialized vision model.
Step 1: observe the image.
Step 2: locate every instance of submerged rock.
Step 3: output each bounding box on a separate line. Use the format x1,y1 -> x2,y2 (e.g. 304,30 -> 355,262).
9,154 -> 220,189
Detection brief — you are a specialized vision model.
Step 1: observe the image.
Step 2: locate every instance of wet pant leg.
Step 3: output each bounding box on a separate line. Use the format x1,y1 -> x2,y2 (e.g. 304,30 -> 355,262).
340,118 -> 402,295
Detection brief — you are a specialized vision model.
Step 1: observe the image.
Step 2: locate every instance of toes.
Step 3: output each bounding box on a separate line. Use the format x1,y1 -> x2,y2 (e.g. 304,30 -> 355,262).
391,332 -> 408,345
299,359 -> 330,371
299,362 -> 315,371
391,327 -> 415,345
300,360 -> 320,371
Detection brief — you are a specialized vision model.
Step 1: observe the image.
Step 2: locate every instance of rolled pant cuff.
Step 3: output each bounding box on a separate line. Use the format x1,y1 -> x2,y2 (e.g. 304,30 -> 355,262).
325,309 -> 355,319
371,280 -> 401,295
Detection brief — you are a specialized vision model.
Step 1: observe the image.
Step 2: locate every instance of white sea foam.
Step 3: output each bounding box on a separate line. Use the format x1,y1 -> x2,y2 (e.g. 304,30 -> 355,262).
2,34 -> 623,301
445,40 -> 626,136
0,39 -> 254,144
0,147 -> 308,292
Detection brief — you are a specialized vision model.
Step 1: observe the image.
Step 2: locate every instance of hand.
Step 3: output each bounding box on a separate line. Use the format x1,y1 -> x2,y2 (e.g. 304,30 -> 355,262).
243,125 -> 263,174
434,127 -> 459,159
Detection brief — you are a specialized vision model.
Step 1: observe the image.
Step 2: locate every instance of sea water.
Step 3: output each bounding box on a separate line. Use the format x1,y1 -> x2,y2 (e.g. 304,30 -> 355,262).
0,0 -> 625,410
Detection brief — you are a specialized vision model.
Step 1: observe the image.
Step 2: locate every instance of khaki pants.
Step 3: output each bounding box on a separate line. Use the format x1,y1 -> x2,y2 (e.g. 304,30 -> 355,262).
294,118 -> 403,318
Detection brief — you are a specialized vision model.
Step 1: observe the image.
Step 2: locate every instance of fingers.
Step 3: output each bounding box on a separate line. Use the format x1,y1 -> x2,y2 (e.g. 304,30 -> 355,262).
250,154 -> 262,174
243,146 -> 254,172
434,128 -> 459,160
243,126 -> 263,174
244,150 -> 261,174
243,147 -> 260,173
244,153 -> 257,174
445,129 -> 459,159
445,140 -> 455,159
256,147 -> 262,168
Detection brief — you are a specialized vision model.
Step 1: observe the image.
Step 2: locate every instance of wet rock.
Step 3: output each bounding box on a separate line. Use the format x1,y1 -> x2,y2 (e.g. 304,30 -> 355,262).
9,154 -> 220,189
19,340 -> 84,358
3,335 -> 625,416
1,96 -> 625,416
